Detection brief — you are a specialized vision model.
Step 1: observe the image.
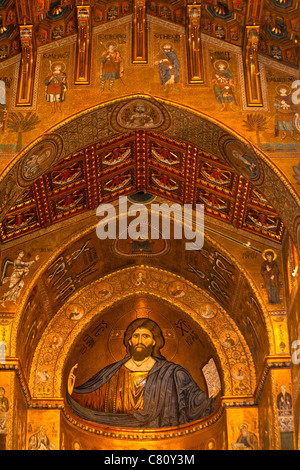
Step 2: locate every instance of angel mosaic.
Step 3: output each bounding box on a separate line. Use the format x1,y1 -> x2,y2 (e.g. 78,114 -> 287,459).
0,251 -> 39,306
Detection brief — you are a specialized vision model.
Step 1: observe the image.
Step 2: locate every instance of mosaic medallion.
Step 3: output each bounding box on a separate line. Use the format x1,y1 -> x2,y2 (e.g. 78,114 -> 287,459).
110,97 -> 171,132
18,134 -> 63,186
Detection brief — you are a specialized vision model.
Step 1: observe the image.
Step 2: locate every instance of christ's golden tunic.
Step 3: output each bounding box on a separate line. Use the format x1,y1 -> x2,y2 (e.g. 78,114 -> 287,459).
72,366 -> 149,414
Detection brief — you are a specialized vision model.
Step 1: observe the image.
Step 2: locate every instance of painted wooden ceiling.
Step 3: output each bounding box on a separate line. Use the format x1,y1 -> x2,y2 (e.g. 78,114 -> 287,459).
0,129 -> 284,244
0,0 -> 299,68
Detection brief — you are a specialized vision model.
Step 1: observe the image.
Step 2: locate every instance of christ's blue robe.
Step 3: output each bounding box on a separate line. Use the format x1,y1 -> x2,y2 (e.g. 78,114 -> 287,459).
67,357 -> 217,428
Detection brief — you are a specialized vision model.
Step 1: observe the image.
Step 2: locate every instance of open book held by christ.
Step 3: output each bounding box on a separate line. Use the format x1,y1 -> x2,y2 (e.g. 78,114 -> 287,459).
202,358 -> 222,399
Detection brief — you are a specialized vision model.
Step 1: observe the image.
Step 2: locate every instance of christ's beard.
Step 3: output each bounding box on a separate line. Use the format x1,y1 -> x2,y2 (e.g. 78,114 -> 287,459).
130,344 -> 153,361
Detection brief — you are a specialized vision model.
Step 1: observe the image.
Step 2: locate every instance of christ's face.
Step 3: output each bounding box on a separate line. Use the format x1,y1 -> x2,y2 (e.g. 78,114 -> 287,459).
130,327 -> 155,348
129,327 -> 156,361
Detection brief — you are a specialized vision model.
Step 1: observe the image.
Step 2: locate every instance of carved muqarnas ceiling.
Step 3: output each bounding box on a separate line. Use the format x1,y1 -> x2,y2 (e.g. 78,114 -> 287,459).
0,0 -> 298,68
0,130 -> 284,244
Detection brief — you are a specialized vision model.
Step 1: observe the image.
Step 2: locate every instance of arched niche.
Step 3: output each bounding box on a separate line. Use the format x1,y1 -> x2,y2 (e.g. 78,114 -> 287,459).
23,267 -> 260,449
11,213 -> 273,387
28,266 -> 256,401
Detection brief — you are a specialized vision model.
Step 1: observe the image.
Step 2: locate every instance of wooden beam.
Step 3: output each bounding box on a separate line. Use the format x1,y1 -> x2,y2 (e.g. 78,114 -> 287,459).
74,2 -> 92,85
243,26 -> 263,107
16,23 -> 36,107
245,0 -> 264,24
186,1 -> 204,84
242,0 -> 265,107
15,1 -> 36,106
132,0 -> 147,64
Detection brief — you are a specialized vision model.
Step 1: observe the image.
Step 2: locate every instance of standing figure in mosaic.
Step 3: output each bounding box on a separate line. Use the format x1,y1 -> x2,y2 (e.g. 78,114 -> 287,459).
277,385 -> 292,411
212,60 -> 236,111
44,62 -> 67,113
154,44 -> 180,92
99,43 -> 124,92
274,85 -> 299,141
261,250 -> 281,304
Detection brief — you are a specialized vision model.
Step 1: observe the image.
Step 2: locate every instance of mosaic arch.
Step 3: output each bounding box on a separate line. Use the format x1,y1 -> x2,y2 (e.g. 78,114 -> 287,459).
10,215 -> 274,367
28,266 -> 256,400
0,95 -> 299,251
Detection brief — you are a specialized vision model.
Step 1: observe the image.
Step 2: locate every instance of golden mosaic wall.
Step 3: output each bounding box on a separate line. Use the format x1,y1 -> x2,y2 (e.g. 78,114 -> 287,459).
0,8 -> 299,450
